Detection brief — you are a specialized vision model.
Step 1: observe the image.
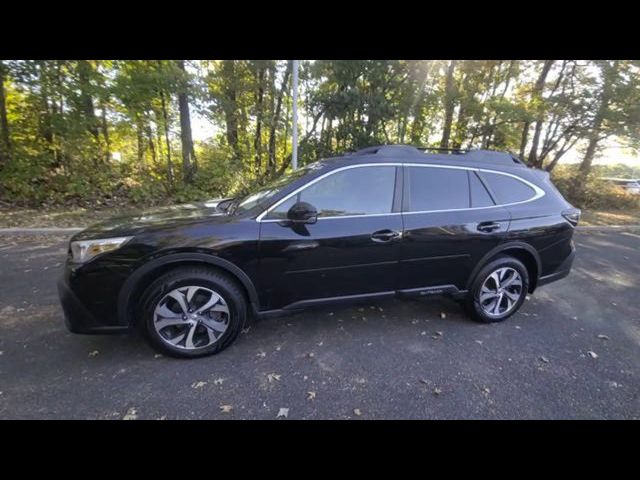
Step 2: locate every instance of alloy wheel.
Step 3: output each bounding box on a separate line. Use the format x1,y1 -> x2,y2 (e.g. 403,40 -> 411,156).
478,267 -> 523,317
153,286 -> 230,350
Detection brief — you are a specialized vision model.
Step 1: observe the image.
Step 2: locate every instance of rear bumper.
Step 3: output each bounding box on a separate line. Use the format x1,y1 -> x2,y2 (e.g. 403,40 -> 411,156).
537,245 -> 576,288
58,276 -> 129,335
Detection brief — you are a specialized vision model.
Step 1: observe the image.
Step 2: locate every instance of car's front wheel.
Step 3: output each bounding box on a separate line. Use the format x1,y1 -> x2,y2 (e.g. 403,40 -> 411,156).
465,256 -> 529,323
139,267 -> 247,358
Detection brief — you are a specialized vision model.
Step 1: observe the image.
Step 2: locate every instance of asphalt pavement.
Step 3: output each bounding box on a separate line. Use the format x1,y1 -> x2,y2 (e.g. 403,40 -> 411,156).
0,230 -> 638,419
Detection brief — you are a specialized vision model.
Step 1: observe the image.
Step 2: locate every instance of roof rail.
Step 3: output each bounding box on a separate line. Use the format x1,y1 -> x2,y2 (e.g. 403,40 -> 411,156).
347,144 -> 527,167
416,147 -> 469,154
349,145 -> 424,157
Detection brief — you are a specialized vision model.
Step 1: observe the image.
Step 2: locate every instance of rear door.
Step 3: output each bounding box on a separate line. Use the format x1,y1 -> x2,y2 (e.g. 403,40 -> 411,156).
398,165 -> 511,293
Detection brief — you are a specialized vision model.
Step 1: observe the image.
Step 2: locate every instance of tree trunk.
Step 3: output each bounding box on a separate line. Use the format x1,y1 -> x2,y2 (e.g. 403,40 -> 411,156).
136,115 -> 145,171
159,90 -> 173,186
0,61 -> 11,168
571,62 -> 617,199
77,61 -> 99,140
527,60 -> 554,167
100,98 -> 110,163
253,63 -> 266,174
267,61 -> 292,174
484,61 -> 516,149
221,60 -> 242,162
439,60 -> 457,149
518,121 -> 530,159
177,60 -> 196,184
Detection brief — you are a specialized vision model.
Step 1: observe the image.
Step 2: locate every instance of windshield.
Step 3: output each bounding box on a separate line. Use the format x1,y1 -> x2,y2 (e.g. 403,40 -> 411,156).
232,166 -> 315,215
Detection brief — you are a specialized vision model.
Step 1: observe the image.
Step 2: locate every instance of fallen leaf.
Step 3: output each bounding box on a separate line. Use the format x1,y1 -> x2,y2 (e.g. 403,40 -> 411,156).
220,404 -> 233,413
191,381 -> 207,389
307,391 -> 316,401
597,334 -> 610,340
306,352 -> 315,358
475,340 -> 483,345
256,351 -> 266,358
353,408 -> 362,417
539,356 -> 550,364
122,408 -> 138,420
481,387 -> 491,395
419,378 -> 429,385
277,407 -> 289,418
587,351 -> 598,359
88,350 -> 99,357
275,346 -> 281,351
317,341 -> 324,347
421,331 -> 427,336
267,373 -> 281,383
433,387 -> 442,396
213,378 -> 225,385
434,331 -> 443,336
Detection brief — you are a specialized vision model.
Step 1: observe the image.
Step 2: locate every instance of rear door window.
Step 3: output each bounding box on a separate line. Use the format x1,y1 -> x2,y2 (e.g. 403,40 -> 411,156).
406,167 -> 470,211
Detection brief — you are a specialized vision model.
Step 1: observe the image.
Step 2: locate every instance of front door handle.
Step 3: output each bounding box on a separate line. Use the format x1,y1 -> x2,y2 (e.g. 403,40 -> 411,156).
477,221 -> 501,233
371,229 -> 402,242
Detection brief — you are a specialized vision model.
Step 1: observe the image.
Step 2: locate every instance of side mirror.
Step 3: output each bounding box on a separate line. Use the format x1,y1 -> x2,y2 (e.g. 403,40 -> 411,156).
287,201 -> 318,224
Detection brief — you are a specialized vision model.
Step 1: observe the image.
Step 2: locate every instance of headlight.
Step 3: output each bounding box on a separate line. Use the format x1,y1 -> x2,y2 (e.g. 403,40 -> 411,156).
70,236 -> 133,263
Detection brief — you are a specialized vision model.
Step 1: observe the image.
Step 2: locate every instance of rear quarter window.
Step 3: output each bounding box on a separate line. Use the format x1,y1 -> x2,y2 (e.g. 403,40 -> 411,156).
480,171 -> 537,205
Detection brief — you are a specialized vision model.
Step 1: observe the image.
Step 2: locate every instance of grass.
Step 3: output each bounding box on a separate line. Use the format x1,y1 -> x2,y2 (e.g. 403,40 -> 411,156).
579,208 -> 640,226
0,205 -> 140,228
2,205 -> 640,229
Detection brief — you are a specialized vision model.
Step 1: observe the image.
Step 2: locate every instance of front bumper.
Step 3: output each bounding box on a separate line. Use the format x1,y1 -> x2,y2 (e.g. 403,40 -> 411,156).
58,275 -> 129,334
537,244 -> 576,288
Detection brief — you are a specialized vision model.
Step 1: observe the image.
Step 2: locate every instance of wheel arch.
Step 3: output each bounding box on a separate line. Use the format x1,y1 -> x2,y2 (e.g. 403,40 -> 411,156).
467,242 -> 541,293
117,252 -> 260,327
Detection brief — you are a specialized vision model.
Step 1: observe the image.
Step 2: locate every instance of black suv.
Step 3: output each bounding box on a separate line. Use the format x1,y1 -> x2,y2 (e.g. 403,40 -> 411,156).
58,145 -> 579,358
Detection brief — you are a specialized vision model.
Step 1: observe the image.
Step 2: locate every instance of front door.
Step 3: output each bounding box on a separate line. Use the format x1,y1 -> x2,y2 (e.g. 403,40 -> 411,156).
257,164 -> 403,311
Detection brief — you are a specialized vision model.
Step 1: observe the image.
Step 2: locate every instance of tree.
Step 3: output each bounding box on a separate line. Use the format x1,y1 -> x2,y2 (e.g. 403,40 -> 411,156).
0,60 -> 11,168
439,60 -> 457,149
177,60 -> 197,184
571,60 -> 640,198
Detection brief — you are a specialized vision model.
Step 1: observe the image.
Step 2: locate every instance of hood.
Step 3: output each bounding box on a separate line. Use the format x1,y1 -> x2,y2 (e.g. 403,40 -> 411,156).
73,198 -> 234,240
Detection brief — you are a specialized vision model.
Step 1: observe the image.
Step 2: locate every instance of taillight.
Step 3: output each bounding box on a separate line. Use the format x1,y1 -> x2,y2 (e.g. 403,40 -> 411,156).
562,208 -> 581,227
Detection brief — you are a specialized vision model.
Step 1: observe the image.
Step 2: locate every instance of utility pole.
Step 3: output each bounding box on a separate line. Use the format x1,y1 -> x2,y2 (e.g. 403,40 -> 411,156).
292,60 -> 299,170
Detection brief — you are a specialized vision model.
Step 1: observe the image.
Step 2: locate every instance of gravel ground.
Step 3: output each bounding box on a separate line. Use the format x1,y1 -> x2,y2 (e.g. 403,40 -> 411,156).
0,230 -> 639,419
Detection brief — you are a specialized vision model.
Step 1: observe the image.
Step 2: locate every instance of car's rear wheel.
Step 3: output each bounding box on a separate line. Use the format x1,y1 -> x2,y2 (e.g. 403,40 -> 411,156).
140,267 -> 247,358
465,256 -> 529,323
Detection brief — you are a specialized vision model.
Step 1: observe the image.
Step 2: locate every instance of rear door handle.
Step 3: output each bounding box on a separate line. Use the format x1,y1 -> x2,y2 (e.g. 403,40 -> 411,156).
371,229 -> 402,242
477,222 -> 501,233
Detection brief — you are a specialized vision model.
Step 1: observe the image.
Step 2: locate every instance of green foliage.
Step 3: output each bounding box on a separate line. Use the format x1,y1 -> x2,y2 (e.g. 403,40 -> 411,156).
0,60 -> 638,210
552,164 -> 640,210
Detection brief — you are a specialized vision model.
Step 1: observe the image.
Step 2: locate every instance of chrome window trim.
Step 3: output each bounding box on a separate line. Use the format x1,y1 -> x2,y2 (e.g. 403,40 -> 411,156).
256,162 -> 545,223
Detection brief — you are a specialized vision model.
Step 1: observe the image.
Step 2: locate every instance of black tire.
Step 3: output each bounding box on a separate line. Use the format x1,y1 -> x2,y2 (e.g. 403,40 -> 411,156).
465,256 -> 529,323
139,267 -> 247,358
